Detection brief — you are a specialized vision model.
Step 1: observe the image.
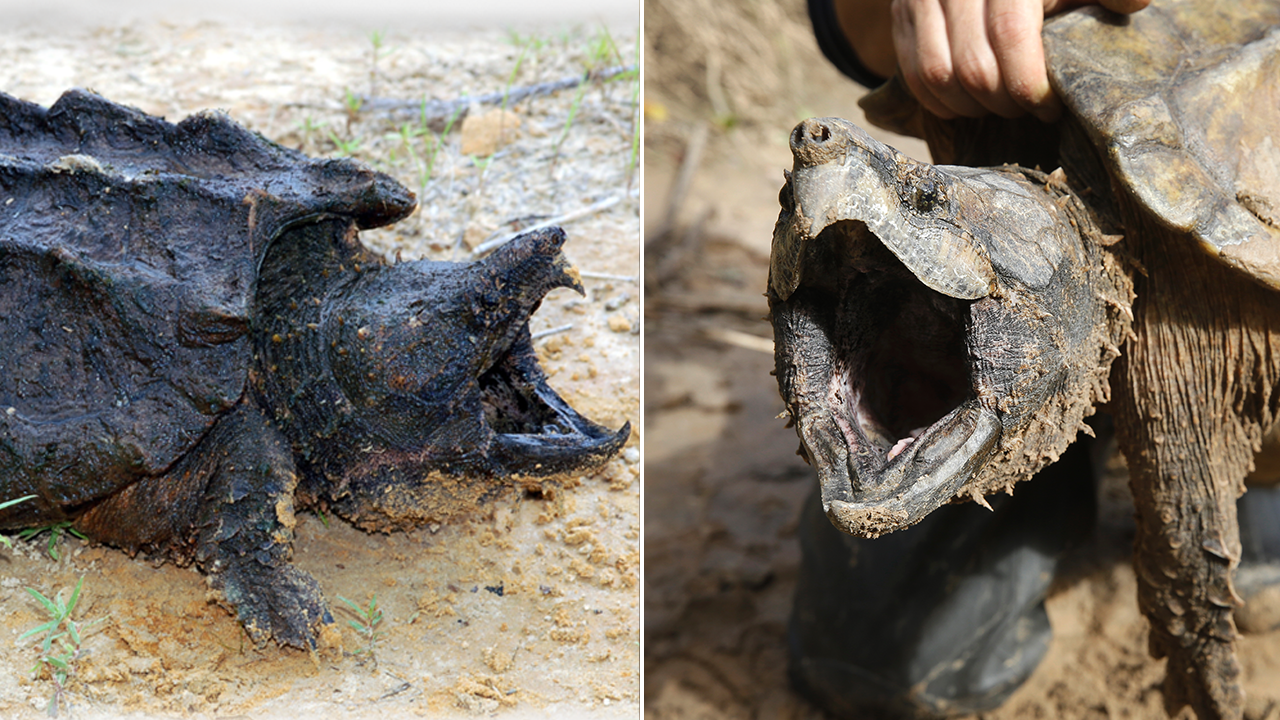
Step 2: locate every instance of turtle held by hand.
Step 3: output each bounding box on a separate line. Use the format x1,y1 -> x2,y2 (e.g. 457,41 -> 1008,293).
769,1 -> 1280,717
0,90 -> 628,649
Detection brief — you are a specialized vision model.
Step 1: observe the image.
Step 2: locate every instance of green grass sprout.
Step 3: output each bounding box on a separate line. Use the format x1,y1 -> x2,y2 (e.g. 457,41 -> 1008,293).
21,576 -> 108,717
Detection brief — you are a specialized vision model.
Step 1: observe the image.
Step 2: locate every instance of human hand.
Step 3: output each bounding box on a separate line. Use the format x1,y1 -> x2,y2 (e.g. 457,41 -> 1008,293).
889,0 -> 1149,121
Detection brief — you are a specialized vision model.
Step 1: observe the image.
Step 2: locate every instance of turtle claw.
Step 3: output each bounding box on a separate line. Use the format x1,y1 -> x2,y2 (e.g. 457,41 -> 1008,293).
193,402 -> 335,649
208,562 -> 334,650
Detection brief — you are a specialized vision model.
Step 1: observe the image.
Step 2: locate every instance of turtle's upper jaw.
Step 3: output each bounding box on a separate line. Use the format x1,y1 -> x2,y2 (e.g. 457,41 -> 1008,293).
771,119 -> 998,305
770,118 -> 1081,538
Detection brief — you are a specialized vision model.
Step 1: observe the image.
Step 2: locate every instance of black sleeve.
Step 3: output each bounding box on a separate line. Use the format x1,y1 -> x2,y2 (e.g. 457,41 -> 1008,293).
807,0 -> 889,89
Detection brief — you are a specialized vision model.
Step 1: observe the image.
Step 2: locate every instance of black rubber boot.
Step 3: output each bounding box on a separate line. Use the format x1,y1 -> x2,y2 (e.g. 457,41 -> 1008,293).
1234,483 -> 1280,632
788,442 -> 1096,719
1239,484 -> 1280,581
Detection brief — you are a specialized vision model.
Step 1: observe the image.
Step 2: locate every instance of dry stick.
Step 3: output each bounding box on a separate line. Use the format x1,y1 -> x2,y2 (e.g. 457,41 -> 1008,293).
580,271 -> 638,283
352,64 -> 638,131
658,122 -> 709,240
645,124 -> 711,292
653,289 -> 767,316
471,196 -> 622,255
703,327 -> 774,354
532,324 -> 574,341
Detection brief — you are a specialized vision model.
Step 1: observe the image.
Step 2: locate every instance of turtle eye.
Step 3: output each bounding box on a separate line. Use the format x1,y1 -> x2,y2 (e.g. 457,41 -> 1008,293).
912,178 -> 941,213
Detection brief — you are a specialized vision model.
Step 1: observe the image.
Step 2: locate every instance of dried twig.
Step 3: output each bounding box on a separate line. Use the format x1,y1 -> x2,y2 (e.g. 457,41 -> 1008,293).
532,324 -> 574,341
471,196 -> 622,255
348,64 -> 637,132
651,290 -> 768,316
659,123 -> 709,239
703,327 -> 773,354
580,271 -> 638,283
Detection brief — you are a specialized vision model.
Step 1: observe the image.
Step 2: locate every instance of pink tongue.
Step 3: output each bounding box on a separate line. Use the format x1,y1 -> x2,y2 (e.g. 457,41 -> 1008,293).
887,437 -> 915,460
886,427 -> 929,461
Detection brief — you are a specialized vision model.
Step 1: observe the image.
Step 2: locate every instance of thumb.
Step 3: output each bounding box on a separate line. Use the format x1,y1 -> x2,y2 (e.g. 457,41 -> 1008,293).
1097,0 -> 1150,12
1042,0 -> 1149,16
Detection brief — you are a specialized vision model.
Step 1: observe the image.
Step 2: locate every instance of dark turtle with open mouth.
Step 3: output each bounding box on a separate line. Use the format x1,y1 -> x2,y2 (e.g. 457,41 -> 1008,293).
0,89 -> 628,649
770,0 -> 1280,716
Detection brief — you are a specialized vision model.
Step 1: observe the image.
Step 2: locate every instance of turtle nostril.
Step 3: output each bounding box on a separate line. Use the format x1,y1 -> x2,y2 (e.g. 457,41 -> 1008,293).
790,118 -> 850,168
793,119 -> 831,148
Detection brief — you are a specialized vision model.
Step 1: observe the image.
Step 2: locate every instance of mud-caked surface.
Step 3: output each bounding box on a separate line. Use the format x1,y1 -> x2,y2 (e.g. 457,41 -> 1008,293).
0,15 -> 638,720
643,0 -> 1280,718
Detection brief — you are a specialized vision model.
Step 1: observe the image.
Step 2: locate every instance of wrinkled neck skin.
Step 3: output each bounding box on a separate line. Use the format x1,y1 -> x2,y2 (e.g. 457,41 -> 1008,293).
251,217 -> 386,511
769,117 -> 1134,538
928,112 -> 1280,720
1108,172 -> 1280,720
252,219 -> 627,530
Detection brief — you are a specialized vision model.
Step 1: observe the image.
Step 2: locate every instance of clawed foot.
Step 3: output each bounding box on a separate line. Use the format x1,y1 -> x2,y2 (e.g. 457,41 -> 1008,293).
206,560 -> 334,650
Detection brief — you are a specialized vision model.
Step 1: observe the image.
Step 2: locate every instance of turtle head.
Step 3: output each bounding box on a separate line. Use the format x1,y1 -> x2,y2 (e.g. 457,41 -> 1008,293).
325,227 -> 629,481
769,117 -> 1129,538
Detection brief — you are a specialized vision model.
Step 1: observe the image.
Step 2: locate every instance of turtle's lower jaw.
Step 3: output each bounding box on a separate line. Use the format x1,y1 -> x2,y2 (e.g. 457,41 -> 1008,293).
478,328 -> 630,476
771,219 -> 1011,538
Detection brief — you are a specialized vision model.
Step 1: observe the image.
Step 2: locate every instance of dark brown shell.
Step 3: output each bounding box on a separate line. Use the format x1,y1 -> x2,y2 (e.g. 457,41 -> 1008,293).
1043,0 -> 1280,287
0,89 -> 414,521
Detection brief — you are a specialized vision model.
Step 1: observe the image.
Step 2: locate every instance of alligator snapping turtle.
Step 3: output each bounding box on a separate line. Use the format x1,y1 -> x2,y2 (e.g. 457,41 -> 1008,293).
0,89 -> 628,648
769,1 -> 1280,717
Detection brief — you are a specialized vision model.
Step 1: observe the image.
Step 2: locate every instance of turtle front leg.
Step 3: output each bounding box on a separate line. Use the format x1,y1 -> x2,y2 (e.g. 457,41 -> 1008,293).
1117,417 -> 1246,720
1105,192 -> 1280,720
194,401 -> 333,649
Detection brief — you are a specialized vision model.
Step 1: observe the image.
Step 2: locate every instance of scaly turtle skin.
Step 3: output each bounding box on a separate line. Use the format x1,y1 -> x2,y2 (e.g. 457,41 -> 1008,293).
769,1 -> 1280,717
0,89 -> 628,649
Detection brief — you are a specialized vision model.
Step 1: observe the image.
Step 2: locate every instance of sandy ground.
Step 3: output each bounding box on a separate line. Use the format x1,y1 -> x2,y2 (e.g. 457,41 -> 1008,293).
0,11 -> 639,720
642,1 -> 1280,719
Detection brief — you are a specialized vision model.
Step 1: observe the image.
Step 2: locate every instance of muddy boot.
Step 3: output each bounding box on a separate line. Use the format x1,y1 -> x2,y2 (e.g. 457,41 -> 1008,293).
788,442 -> 1095,719
1234,484 -> 1280,633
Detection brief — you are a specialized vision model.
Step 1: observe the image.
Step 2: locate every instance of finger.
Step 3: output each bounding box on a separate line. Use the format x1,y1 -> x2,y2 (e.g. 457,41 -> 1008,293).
988,0 -> 1063,122
892,0 -> 956,118
893,0 -> 974,118
1096,0 -> 1150,13
1041,0 -> 1092,15
1042,0 -> 1148,16
945,0 -> 1024,117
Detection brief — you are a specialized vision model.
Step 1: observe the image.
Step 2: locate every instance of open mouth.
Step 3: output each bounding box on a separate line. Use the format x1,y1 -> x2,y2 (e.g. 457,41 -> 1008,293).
812,221 -> 972,465
467,231 -> 630,475
770,118 -> 1125,538
479,342 -> 562,435
768,118 -> 1025,537
477,322 -> 629,474
774,215 -> 1003,537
